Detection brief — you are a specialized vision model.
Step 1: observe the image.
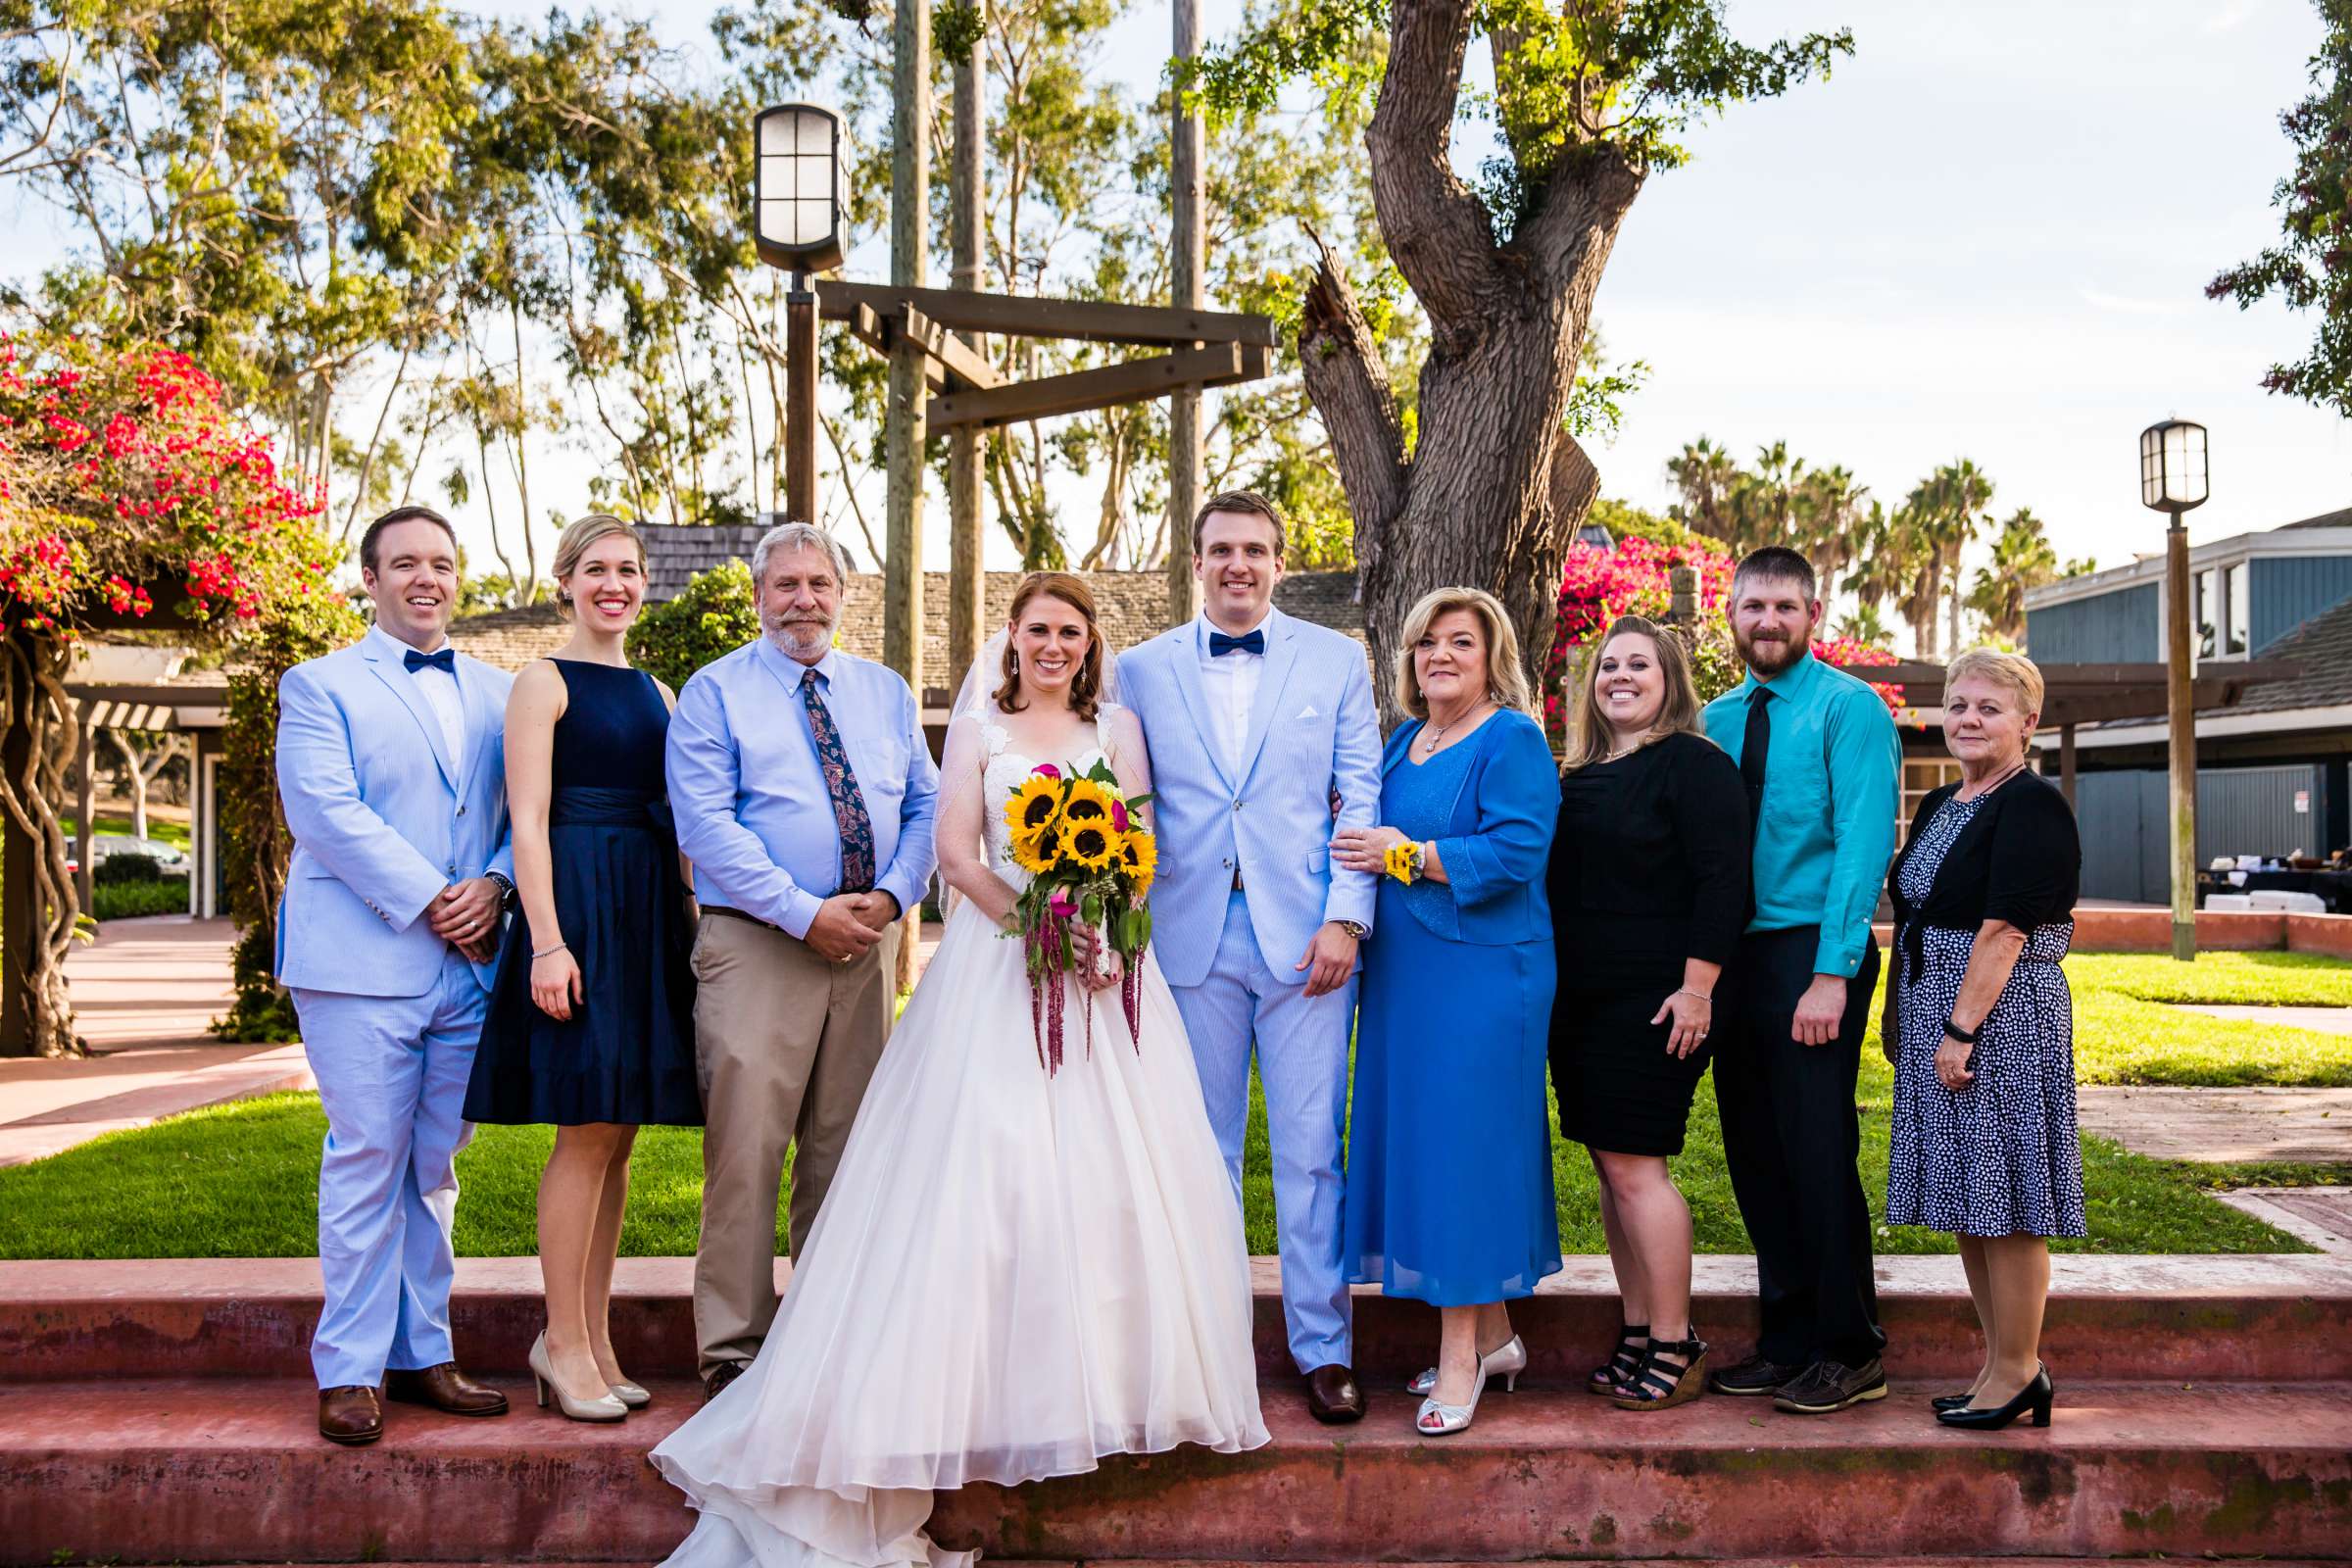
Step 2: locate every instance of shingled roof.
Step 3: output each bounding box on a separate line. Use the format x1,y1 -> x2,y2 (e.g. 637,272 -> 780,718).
2228,590 -> 2352,715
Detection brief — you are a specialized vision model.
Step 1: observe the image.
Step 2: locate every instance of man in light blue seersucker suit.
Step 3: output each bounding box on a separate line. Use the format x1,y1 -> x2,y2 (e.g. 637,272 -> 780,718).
275,507 -> 517,1447
1117,490 -> 1384,1424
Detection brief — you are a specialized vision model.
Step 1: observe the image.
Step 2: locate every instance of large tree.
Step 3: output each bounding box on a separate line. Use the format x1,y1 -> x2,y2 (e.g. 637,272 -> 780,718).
1189,2 -> 1849,708
2208,0 -> 2352,421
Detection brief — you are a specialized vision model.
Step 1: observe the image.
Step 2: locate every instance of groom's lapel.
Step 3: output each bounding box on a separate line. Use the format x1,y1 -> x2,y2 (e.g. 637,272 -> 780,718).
361,635 -> 458,792
1168,625 -> 1235,792
1236,609 -> 1302,787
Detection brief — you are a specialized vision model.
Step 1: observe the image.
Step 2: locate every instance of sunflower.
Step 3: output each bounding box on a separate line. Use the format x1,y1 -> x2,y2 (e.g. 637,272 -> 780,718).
1058,777 -> 1115,828
1061,819 -> 1119,872
1010,824 -> 1059,874
1005,775 -> 1064,838
1117,828 -> 1157,897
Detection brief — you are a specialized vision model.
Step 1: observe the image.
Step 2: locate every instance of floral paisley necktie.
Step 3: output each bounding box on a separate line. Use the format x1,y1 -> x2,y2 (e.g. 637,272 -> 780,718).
802,667 -> 876,893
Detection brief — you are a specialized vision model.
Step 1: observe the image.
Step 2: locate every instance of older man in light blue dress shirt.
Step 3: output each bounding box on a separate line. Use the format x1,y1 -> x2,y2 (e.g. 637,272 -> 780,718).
665,521 -> 940,1396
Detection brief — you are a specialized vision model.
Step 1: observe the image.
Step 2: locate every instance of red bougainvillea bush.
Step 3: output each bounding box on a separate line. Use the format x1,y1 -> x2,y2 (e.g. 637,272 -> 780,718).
0,330 -> 353,1056
1546,535 -> 1903,745
0,333 -> 341,636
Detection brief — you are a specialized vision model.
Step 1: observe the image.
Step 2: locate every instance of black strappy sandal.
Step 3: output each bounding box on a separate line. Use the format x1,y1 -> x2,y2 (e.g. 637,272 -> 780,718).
1586,1323 -> 1649,1396
1610,1335 -> 1710,1411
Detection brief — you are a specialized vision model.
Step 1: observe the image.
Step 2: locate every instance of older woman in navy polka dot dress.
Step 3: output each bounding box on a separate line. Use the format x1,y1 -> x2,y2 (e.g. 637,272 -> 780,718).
1884,649 -> 2082,1434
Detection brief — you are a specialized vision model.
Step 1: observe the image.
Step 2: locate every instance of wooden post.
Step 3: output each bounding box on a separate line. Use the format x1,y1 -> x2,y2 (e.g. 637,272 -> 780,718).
2164,519 -> 2197,961
73,715 -> 94,915
948,13 -> 987,685
785,277 -> 821,525
2059,721 -> 2077,812
887,0 -> 931,995
1165,0 -> 1204,626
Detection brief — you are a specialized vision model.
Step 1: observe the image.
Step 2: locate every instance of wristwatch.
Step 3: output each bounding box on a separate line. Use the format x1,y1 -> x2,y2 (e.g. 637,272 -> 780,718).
1336,919 -> 1368,941
485,870 -> 517,911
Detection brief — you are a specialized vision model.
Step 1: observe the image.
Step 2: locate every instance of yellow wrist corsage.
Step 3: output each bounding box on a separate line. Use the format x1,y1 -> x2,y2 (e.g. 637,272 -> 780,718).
1383,838 -> 1424,886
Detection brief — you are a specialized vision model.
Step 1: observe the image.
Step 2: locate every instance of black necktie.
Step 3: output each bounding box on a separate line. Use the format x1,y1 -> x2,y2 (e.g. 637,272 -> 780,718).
1741,685 -> 1772,829
404,647 -> 456,674
1208,628 -> 1264,658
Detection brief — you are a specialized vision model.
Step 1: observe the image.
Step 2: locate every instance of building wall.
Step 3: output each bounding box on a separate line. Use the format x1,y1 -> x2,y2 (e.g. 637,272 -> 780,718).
2074,763 -> 2328,904
2250,554 -> 2352,652
2025,582 -> 2158,664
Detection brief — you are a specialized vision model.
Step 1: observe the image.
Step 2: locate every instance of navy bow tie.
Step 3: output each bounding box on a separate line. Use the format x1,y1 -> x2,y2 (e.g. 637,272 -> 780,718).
403,647 -> 456,674
1209,628 -> 1265,658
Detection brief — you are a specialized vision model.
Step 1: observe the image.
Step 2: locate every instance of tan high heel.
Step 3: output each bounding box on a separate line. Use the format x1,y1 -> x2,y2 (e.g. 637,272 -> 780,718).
607,1379 -> 651,1409
530,1331 -> 626,1422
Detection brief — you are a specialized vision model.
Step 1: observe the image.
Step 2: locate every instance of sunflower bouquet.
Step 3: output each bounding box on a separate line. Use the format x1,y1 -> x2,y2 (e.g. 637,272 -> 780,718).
1002,759 -> 1157,1074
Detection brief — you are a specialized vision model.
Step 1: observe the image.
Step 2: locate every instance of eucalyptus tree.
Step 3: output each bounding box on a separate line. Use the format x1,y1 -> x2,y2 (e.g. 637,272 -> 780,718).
1185,0 -> 1851,703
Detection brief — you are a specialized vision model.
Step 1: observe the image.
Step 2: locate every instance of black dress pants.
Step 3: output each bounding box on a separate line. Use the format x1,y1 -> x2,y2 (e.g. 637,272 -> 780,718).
1715,924 -> 1886,1369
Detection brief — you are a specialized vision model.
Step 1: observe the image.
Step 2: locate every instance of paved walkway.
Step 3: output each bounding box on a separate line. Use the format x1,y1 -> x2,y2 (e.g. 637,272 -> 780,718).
2079,1084 -> 2352,1164
2175,1003 -> 2352,1035
0,917 -> 295,1167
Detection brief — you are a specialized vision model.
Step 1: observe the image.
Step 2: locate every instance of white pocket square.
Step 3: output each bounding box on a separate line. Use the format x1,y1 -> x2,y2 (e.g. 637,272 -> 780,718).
1297,705 -> 1319,719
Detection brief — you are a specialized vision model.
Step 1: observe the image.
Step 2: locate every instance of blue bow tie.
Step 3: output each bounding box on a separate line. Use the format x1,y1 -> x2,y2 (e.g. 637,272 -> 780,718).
1208,628 -> 1265,658
403,647 -> 456,674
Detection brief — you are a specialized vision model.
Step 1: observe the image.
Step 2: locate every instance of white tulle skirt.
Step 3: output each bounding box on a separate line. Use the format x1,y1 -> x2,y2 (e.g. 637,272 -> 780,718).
648,903 -> 1269,1568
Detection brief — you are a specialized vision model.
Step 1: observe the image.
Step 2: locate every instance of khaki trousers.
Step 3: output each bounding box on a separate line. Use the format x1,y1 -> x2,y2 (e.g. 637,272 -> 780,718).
690,909 -> 900,1376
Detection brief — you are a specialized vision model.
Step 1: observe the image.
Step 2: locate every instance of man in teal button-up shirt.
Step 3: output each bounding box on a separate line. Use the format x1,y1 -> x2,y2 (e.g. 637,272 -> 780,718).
1699,547 -> 1900,1416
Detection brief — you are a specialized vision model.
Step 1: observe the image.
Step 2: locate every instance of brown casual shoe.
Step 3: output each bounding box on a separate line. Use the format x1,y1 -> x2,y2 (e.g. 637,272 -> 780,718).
382,1361 -> 509,1417
318,1384 -> 384,1446
703,1361 -> 748,1403
1304,1363 -> 1365,1424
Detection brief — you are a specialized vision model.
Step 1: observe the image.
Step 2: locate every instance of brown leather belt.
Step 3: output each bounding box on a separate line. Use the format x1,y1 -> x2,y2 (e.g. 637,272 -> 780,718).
702,904 -> 781,932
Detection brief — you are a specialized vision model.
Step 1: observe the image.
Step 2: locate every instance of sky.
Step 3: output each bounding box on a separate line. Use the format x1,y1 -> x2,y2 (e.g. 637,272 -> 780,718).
13,0 -> 2343,588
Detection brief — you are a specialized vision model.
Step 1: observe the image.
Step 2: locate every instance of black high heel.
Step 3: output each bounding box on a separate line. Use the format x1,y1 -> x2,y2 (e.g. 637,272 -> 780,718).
1931,1392 -> 1974,1411
1936,1364 -> 2052,1430
1586,1323 -> 1649,1396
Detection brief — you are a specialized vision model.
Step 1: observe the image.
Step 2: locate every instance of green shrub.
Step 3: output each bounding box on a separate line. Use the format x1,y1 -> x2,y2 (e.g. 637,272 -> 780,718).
93,853 -> 165,885
626,559 -> 761,691
93,875 -> 190,920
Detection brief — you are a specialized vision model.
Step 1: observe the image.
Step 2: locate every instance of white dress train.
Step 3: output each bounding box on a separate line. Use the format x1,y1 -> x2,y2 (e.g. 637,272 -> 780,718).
649,721 -> 1268,1568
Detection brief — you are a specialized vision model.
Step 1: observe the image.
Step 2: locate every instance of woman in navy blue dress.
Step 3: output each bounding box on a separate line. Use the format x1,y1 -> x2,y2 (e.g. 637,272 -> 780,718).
466,514 -> 699,1422
1334,586 -> 1561,1437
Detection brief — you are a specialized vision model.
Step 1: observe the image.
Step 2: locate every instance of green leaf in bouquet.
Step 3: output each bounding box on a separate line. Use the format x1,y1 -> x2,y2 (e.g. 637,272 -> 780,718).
1085,759 -> 1117,785
1125,791 -> 1153,811
1081,892 -> 1102,924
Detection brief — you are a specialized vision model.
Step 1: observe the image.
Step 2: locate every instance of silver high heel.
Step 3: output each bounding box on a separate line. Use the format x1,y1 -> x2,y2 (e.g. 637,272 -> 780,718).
1415,1335 -> 1526,1435
529,1331 -> 627,1422
1408,1334 -> 1527,1396
607,1379 -> 651,1409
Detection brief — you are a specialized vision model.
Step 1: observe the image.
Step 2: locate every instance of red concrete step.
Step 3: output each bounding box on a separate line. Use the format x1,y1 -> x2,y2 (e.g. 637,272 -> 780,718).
8,1254 -> 2352,1385
4,1375 -> 2346,1563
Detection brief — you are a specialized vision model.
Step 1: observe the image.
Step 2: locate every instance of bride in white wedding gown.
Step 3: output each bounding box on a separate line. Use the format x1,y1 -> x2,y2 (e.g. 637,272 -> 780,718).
649,575 -> 1268,1568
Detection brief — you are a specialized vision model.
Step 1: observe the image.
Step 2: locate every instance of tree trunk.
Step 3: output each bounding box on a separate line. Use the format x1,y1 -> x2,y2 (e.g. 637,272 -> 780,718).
0,632 -> 83,1057
1293,0 -> 1642,722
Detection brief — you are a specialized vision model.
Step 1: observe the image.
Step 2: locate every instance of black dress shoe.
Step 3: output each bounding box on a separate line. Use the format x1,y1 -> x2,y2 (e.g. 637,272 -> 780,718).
1931,1392 -> 1974,1411
1304,1363 -> 1365,1424
702,1361 -> 748,1403
1936,1365 -> 2052,1431
1706,1351 -> 1805,1397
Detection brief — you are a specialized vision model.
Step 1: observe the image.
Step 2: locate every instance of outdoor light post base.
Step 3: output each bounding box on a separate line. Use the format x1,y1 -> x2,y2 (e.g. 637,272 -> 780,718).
2173,920 -> 2197,963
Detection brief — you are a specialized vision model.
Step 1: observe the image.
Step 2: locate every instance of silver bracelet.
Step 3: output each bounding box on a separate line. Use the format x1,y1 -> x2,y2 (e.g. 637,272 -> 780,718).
532,941 -> 568,959
1674,986 -> 1712,1004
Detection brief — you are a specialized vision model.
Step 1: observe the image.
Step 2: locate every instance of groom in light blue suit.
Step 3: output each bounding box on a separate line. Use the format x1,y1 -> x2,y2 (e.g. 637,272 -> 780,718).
275,507 -> 517,1446
1117,490 -> 1383,1424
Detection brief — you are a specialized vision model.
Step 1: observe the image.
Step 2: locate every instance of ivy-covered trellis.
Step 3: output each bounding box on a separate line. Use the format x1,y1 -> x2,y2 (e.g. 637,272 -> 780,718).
0,330 -> 355,1056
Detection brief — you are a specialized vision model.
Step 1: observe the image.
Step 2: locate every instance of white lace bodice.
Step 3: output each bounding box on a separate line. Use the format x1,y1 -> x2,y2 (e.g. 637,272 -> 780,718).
975,711 -> 1109,883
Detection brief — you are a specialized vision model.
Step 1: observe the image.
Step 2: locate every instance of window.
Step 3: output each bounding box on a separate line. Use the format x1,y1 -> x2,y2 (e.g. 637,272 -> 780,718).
1902,758 -> 1964,839
2195,567 -> 2219,660
2226,564 -> 2249,656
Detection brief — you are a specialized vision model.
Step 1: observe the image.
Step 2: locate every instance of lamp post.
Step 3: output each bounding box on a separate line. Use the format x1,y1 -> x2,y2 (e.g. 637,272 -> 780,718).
754,104 -> 848,527
2140,417 -> 2209,962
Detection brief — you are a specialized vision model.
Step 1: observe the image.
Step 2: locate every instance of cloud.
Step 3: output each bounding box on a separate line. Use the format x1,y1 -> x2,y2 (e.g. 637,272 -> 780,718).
2079,286 -> 2193,317
2205,0 -> 2261,31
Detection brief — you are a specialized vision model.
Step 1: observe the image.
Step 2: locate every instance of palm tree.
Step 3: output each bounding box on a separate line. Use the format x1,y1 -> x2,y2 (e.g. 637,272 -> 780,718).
1666,437 -> 1740,541
1833,600 -> 1896,649
1900,461 -> 1994,660
1723,440 -> 1805,555
1968,507 -> 2062,643
1847,499 -> 1937,659
1794,463 -> 1869,601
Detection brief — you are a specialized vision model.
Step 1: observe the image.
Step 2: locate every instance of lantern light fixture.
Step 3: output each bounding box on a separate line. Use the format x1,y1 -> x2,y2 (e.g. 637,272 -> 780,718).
755,103 -> 848,275
2139,417 -> 2210,516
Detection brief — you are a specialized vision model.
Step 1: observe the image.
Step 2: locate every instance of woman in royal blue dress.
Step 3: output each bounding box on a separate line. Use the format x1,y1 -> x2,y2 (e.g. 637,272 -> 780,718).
466,514 -> 700,1422
1334,586 -> 1562,1436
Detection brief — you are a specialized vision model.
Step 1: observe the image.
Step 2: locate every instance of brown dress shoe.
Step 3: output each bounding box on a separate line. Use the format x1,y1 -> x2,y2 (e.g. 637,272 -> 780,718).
383,1361 -> 509,1416
318,1384 -> 384,1446
702,1361 -> 748,1403
1304,1363 -> 1365,1424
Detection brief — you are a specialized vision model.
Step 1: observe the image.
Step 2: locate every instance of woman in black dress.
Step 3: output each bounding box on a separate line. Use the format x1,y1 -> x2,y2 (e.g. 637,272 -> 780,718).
1547,615 -> 1748,1410
466,514 -> 700,1421
1884,648 -> 2082,1432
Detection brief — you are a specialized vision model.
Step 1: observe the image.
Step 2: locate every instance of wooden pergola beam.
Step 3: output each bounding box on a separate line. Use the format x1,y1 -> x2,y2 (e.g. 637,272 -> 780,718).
817,279 -> 1278,350
927,343 -> 1260,431
1873,660 -> 2302,691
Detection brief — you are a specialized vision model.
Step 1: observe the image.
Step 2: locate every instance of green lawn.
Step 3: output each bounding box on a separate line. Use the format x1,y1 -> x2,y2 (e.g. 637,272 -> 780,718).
1,953 -> 2339,1262
59,811 -> 192,851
